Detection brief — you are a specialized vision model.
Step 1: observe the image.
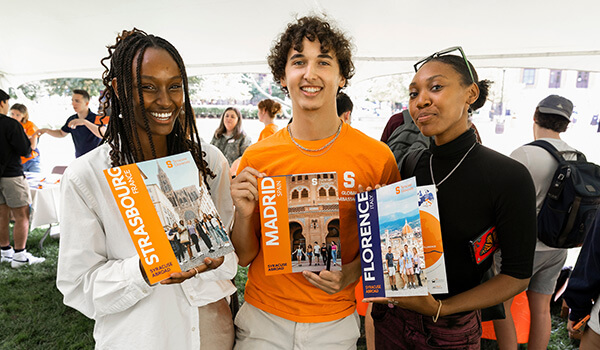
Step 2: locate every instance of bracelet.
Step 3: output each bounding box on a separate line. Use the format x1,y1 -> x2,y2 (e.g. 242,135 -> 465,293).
192,266 -> 200,277
432,299 -> 443,323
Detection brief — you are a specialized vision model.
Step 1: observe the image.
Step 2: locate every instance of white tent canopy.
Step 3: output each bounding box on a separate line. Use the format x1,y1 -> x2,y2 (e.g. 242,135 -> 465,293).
2,0 -> 600,87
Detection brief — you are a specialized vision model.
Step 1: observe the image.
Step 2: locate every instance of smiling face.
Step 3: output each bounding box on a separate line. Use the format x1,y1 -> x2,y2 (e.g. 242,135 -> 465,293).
10,109 -> 25,123
223,109 -> 239,133
408,60 -> 478,145
280,38 -> 345,114
131,47 -> 184,140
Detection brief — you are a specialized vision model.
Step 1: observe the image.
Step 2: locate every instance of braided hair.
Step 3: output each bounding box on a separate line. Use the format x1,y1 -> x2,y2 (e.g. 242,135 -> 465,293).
100,28 -> 215,186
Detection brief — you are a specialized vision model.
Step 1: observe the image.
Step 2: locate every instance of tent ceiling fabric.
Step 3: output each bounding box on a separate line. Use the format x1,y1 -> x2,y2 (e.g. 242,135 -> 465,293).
2,0 -> 599,86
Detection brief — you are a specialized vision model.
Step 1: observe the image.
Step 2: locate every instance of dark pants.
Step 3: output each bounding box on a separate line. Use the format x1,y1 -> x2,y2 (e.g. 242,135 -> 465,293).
372,303 -> 482,349
170,240 -> 184,262
191,234 -> 201,252
199,232 -> 213,250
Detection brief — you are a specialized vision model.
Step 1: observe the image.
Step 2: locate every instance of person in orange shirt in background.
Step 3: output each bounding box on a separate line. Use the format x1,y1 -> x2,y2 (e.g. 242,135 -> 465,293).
230,16 -> 399,349
10,104 -> 41,173
257,99 -> 282,141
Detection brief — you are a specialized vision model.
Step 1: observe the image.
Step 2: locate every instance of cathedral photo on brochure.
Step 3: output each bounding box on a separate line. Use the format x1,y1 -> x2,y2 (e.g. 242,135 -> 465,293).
138,155 -> 233,272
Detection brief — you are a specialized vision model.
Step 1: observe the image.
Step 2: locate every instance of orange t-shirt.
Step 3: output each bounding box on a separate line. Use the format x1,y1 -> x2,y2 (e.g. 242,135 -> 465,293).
20,120 -> 39,164
238,122 -> 400,323
258,123 -> 279,142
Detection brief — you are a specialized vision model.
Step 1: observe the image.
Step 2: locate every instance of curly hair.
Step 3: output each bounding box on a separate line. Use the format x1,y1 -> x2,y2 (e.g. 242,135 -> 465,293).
267,16 -> 355,94
99,28 -> 215,186
534,108 -> 570,132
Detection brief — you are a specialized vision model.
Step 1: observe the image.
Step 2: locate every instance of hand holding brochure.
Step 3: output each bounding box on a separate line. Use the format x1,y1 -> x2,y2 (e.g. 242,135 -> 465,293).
257,172 -> 341,275
104,152 -> 234,284
356,178 -> 448,298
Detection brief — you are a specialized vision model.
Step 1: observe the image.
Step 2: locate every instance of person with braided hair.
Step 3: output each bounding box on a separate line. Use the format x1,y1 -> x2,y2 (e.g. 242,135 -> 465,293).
257,98 -> 282,141
56,28 -> 237,349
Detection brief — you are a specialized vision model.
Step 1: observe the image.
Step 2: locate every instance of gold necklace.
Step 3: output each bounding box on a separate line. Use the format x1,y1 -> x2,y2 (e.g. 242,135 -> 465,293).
287,121 -> 343,157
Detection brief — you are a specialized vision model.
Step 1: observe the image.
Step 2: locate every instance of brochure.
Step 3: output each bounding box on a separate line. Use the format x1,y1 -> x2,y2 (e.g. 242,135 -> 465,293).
356,178 -> 448,298
257,172 -> 341,275
104,152 -> 233,284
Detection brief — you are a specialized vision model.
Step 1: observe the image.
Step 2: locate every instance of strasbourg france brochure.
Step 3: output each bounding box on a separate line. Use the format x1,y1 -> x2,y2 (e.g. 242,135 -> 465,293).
104,152 -> 234,284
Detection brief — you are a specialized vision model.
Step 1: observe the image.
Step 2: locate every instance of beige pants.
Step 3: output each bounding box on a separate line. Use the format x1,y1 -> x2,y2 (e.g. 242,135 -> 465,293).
199,298 -> 234,350
234,303 -> 360,350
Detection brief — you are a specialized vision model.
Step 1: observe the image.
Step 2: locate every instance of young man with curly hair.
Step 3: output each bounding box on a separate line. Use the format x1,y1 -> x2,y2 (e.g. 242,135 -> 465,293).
230,16 -> 399,348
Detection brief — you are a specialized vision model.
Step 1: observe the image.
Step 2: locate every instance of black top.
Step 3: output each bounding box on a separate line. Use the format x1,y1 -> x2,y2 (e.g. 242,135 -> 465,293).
564,211 -> 600,322
0,114 -> 31,177
61,110 -> 102,158
385,252 -> 395,267
410,129 -> 536,299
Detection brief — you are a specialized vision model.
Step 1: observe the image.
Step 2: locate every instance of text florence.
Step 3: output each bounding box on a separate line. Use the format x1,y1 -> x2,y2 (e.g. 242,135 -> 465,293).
357,191 -> 376,282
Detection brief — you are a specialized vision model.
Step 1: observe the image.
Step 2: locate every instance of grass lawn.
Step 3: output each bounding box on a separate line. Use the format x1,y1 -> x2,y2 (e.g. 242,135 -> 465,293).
0,227 -> 94,350
0,226 -> 581,349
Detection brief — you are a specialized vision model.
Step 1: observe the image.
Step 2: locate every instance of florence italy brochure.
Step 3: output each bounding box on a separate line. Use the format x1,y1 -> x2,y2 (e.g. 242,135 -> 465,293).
356,177 -> 448,298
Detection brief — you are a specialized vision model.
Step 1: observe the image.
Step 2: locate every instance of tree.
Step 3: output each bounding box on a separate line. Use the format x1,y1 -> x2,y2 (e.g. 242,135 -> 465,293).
188,74 -> 251,104
13,78 -> 104,102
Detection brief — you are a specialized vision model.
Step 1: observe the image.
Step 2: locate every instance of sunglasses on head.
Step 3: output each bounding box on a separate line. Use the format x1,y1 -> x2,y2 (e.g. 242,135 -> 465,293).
413,46 -> 475,84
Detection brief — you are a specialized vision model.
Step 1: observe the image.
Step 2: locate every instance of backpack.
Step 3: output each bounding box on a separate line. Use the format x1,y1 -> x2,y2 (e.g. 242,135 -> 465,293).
385,110 -> 431,171
528,140 -> 600,248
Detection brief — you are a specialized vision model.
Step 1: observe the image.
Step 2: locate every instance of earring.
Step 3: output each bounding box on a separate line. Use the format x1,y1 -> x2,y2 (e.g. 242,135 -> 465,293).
118,113 -> 123,119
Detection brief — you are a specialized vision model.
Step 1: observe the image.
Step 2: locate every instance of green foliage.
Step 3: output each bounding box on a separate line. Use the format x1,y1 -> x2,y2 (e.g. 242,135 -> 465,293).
242,73 -> 286,104
0,226 -> 94,350
14,78 -> 104,102
548,301 -> 580,350
42,78 -> 104,98
234,266 -> 248,305
193,106 -> 258,119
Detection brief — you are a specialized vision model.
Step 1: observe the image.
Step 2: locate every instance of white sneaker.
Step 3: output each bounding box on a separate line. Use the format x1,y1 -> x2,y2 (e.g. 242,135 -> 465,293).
11,250 -> 46,268
1,247 -> 14,263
